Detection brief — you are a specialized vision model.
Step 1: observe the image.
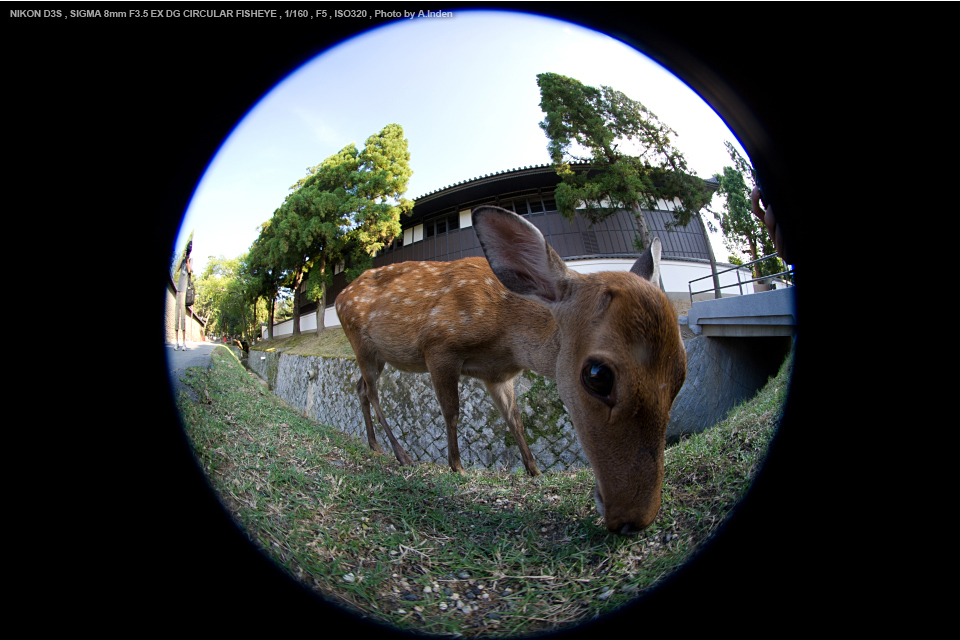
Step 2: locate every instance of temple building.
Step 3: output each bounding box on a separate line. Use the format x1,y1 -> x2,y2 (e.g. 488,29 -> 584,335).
270,163 -> 752,336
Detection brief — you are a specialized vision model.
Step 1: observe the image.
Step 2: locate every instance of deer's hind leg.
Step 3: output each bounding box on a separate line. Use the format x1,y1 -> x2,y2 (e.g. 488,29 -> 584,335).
484,378 -> 541,477
357,357 -> 414,466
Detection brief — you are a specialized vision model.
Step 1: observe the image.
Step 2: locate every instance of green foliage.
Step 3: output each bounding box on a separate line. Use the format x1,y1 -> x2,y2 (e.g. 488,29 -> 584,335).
239,124 -> 414,335
340,123 -> 414,280
537,73 -> 712,247
193,253 -> 266,339
171,229 -> 195,278
712,142 -> 784,278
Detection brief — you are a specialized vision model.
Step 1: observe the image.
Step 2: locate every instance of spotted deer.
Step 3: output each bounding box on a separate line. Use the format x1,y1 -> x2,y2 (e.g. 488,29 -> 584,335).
336,206 -> 686,534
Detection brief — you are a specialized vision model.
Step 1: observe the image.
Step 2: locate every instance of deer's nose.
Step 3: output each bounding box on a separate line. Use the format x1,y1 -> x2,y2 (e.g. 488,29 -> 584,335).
595,485 -> 656,535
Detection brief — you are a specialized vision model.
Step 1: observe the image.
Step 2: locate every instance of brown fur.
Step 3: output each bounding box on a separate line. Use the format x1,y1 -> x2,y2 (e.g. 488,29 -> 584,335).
337,207 -> 686,534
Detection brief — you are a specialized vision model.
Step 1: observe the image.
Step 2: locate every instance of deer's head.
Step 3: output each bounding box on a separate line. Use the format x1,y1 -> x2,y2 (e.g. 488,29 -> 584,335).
473,206 -> 686,534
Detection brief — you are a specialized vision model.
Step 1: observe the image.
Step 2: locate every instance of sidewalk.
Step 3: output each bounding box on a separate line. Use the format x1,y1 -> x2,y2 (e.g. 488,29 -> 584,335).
166,340 -> 220,403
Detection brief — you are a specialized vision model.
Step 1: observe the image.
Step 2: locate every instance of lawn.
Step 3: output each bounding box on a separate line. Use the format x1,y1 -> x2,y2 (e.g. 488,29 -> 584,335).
175,343 -> 793,637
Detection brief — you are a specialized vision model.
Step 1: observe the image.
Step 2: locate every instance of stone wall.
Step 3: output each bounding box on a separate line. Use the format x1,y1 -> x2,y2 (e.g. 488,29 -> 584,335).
249,350 -> 586,474
248,334 -> 791,473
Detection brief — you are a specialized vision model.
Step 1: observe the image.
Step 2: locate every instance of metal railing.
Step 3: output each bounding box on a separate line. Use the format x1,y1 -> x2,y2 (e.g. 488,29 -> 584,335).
688,254 -> 794,303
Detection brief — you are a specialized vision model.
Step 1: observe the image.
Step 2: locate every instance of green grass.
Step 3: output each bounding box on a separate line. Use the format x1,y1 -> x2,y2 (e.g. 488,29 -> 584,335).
177,344 -> 793,637
250,327 -> 355,358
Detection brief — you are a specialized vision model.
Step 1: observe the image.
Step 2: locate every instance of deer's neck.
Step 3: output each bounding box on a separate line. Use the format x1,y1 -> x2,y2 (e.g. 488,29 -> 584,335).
507,300 -> 561,380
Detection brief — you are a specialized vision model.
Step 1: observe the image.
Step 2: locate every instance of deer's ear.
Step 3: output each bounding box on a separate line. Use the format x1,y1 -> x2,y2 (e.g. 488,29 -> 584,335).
629,236 -> 661,287
472,206 -> 569,305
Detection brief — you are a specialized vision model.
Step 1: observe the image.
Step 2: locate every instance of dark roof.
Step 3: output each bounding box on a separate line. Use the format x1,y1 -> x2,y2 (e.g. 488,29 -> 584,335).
409,163 -> 564,221
409,163 -> 719,222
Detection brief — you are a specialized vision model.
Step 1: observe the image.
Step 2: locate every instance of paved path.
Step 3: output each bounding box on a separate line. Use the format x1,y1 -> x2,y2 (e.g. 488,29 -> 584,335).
166,340 -> 221,402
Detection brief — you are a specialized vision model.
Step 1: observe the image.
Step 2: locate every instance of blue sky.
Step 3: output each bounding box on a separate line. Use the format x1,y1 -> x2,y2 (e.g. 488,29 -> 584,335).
175,10 -> 750,277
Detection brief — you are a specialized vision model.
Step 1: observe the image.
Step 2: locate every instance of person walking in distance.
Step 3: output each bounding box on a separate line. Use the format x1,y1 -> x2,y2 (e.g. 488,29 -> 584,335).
175,241 -> 193,351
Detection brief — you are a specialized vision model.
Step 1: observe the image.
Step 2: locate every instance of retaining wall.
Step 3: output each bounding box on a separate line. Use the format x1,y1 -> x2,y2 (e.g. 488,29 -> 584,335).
248,334 -> 791,473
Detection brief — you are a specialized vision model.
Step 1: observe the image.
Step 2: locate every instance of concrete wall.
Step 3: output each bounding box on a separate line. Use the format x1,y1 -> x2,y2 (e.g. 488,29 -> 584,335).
263,258 -> 760,337
666,335 -> 793,444
248,334 -> 790,473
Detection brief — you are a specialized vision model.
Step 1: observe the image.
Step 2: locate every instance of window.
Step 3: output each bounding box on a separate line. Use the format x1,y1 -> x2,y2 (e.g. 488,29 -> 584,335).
423,213 -> 459,238
528,199 -> 544,214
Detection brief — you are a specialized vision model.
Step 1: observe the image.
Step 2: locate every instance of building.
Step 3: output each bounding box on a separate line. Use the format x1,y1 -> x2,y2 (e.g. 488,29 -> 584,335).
164,269 -> 207,343
269,163 -> 754,336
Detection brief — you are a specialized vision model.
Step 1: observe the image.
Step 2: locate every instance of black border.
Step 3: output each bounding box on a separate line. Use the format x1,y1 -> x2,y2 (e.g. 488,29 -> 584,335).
12,2 -> 843,633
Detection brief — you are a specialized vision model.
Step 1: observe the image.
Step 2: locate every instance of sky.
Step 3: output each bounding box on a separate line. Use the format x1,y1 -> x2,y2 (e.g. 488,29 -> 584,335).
174,10 -> 750,278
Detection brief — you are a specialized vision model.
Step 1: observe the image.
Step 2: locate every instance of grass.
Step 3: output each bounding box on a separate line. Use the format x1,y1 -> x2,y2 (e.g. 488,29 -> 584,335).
250,328 -> 355,358
176,342 -> 793,637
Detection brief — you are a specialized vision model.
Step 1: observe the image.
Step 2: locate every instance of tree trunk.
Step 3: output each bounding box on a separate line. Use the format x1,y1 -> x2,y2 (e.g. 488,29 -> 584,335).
630,202 -> 651,251
748,238 -> 760,279
315,286 -> 328,337
268,295 -> 275,339
292,270 -> 303,336
315,259 -> 327,337
696,212 -> 722,299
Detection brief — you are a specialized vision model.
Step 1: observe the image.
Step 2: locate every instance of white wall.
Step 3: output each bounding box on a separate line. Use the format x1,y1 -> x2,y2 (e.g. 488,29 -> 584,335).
264,258 -> 760,335
266,305 -> 341,338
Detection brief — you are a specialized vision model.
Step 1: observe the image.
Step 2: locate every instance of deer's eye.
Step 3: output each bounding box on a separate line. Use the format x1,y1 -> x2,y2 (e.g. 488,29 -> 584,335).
581,360 -> 615,402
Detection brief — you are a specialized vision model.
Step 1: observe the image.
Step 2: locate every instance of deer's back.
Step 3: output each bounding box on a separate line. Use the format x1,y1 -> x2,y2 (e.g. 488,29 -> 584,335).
336,258 -> 554,376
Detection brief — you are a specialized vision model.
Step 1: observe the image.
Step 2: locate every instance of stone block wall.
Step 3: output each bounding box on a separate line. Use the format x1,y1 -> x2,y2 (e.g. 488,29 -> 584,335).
249,350 -> 587,474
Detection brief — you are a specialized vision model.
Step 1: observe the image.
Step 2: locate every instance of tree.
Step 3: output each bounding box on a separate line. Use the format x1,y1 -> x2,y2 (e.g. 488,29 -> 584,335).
713,141 -> 788,280
264,147 -> 355,337
537,73 -> 721,296
291,144 -> 358,335
192,254 -> 259,339
338,123 -> 414,283
248,218 -> 293,340
255,124 -> 413,338
171,229 -> 194,279
259,198 -> 319,337
537,73 -> 712,247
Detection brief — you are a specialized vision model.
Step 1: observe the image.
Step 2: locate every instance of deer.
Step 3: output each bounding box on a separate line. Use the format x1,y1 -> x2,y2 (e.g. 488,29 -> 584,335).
335,206 -> 686,535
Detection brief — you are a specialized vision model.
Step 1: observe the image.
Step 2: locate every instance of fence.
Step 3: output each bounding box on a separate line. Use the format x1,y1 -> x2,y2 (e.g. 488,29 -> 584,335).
688,254 -> 794,303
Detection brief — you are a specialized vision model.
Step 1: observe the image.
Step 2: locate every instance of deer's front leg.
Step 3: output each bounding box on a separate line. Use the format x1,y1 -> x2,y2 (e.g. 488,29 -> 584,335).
358,359 -> 414,466
427,358 -> 466,474
356,377 -> 384,455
